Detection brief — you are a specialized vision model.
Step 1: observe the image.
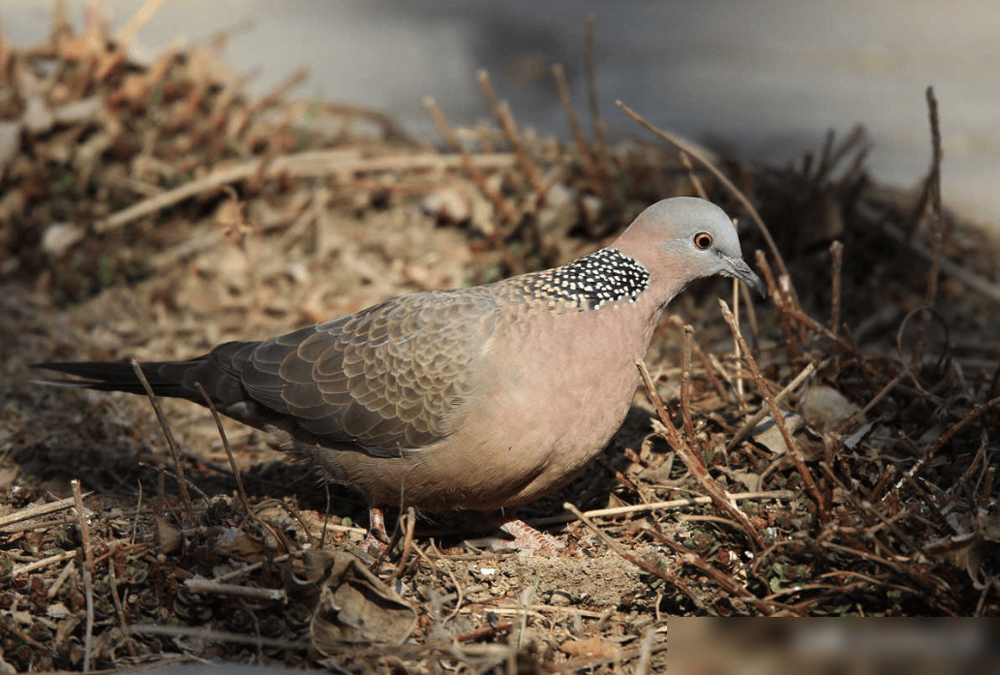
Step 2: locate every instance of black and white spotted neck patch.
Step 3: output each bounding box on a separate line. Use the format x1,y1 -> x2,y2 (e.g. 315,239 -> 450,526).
509,248 -> 650,310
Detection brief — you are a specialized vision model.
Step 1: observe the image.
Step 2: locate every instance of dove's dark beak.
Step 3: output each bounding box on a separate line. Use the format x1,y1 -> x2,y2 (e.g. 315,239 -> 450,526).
728,257 -> 766,298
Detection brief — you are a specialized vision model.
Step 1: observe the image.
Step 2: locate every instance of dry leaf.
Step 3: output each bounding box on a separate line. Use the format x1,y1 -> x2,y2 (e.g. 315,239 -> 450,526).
306,550 -> 417,649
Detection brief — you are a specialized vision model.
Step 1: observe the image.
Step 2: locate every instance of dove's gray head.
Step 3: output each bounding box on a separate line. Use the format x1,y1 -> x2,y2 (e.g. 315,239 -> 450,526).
613,196 -> 765,301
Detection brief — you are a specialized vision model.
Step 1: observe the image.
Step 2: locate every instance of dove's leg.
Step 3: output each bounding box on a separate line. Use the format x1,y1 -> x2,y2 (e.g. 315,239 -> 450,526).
362,506 -> 391,552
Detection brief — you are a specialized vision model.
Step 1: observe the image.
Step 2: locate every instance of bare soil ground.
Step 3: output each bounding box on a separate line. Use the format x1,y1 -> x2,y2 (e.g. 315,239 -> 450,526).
2,7 -> 1000,674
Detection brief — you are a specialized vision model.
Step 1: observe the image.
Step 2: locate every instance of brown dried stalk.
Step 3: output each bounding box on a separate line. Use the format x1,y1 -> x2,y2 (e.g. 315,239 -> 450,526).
107,558 -> 138,657
529,491 -> 792,527
550,64 -> 601,191
130,359 -> 196,524
563,503 -> 692,600
636,359 -> 765,550
779,296 -> 904,385
136,461 -> 210,503
740,282 -> 761,347
193,382 -> 251,517
866,465 -> 896,503
585,17 -> 618,206
476,70 -> 548,201
727,362 -> 816,451
718,300 -> 825,517
98,150 -> 518,232
835,373 -> 903,435
12,551 -> 76,576
818,463 -> 927,559
71,480 -> 95,671
815,126 -> 869,185
115,0 -> 169,45
980,468 -> 995,510
755,251 -> 800,364
0,494 -> 85,530
679,151 -> 708,199
649,530 -> 796,616
184,578 -> 286,601
829,240 -> 844,336
957,430 -> 989,493
895,306 -> 949,403
423,96 -> 516,225
680,325 -> 697,441
885,392 -> 1000,501
129,624 -> 306,650
659,315 -> 730,401
913,86 -> 945,367
876,219 -> 1000,305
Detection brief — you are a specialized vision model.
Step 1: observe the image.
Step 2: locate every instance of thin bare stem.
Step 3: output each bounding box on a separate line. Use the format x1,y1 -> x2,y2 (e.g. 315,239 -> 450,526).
718,300 -> 825,516
0,494 -> 85,529
528,490 -> 793,526
184,578 -> 287,601
550,64 -> 600,190
563,502 -> 691,597
71,480 -> 95,672
423,97 -> 517,225
649,530 -> 793,615
895,306 -> 948,404
476,70 -> 547,201
130,359 -> 197,524
636,359 -> 765,549
755,251 -> 800,364
108,558 -> 138,657
97,151 -> 518,232
12,550 -> 76,576
680,325 -> 696,441
194,381 -> 251,517
732,273 -> 745,400
886,393 -> 1000,501
835,373 -> 903,435
115,0 -> 168,44
876,219 -> 1000,305
727,362 -> 816,451
496,101 -> 548,201
679,151 -> 708,199
128,624 -> 306,649
830,240 -> 844,336
914,86 -> 945,366
740,282 -> 760,346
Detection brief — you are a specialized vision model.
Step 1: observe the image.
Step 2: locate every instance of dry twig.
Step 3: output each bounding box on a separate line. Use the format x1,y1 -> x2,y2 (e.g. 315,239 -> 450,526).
563,503 -> 692,601
423,96 -> 516,224
636,360 -> 765,549
194,381 -> 252,517
131,359 -> 197,524
71,480 -> 95,672
718,300 -> 824,516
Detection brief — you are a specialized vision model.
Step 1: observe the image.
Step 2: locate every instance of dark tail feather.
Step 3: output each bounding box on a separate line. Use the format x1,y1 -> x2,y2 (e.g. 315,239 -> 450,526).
32,360 -> 205,402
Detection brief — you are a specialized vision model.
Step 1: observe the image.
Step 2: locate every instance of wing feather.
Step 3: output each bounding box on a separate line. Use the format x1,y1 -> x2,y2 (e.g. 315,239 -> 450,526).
233,288 -> 498,455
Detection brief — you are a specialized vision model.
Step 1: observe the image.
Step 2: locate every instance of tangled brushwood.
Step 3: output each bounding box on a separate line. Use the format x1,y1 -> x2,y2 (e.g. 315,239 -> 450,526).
2,5 -> 1000,674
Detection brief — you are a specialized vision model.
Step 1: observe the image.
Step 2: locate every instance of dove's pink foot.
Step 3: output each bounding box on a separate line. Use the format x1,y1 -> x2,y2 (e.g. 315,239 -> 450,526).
499,518 -> 565,551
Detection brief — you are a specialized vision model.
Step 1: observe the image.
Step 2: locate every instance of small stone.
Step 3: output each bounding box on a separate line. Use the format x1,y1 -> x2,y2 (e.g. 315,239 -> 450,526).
549,590 -> 573,606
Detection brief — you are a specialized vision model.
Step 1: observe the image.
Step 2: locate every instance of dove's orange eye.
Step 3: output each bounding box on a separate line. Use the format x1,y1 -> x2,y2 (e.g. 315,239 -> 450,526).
693,232 -> 713,250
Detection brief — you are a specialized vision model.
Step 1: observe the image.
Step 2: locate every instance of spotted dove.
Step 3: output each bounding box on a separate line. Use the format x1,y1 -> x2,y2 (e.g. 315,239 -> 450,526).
36,197 -> 763,548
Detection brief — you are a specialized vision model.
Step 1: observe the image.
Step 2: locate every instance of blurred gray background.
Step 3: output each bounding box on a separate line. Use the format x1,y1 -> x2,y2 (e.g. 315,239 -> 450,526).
6,0 -> 999,231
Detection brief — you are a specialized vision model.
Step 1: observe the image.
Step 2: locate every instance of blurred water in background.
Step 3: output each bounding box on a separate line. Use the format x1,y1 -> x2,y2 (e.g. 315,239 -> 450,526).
6,0 -> 999,232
